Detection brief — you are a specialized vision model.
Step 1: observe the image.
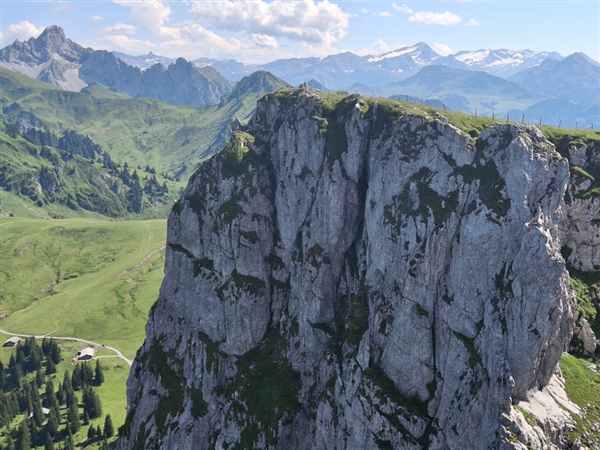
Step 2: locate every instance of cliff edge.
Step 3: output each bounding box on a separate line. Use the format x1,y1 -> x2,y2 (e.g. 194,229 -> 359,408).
118,88 -> 580,449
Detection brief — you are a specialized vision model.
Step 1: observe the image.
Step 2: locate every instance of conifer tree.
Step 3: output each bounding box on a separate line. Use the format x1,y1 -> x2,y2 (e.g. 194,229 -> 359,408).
17,417 -> 31,450
67,393 -> 80,432
49,341 -> 61,365
0,361 -> 7,390
43,431 -> 54,450
64,425 -> 74,450
18,381 -> 33,413
56,383 -> 64,406
36,368 -> 44,387
5,435 -> 15,450
43,380 -> 59,411
32,400 -> 45,428
87,423 -> 96,440
82,363 -> 94,385
103,414 -> 114,438
94,360 -> 104,385
45,358 -> 56,376
82,386 -> 102,419
45,405 -> 60,438
71,366 -> 81,391
62,372 -> 73,402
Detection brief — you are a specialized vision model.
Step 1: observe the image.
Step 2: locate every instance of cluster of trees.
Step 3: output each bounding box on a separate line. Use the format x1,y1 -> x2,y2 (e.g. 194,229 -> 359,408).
0,338 -> 61,391
1,120 -> 179,216
0,337 -> 111,449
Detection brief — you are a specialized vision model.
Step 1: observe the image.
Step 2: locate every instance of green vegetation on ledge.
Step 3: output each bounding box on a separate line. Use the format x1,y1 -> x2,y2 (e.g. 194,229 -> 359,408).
560,353 -> 600,449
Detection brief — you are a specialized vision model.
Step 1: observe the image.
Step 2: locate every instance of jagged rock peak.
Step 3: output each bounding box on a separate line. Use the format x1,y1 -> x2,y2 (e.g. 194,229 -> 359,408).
119,89 -> 576,450
36,25 -> 66,43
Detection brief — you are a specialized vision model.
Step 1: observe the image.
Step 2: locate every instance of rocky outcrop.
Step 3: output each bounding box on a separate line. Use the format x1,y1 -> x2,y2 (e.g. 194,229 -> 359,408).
559,141 -> 600,272
0,25 -> 92,91
119,88 -> 576,449
558,141 -> 600,357
80,54 -> 233,107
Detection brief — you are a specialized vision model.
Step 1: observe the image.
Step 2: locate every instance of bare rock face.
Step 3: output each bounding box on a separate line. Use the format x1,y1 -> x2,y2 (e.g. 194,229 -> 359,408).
559,141 -> 600,272
118,89 -> 576,449
0,25 -> 92,91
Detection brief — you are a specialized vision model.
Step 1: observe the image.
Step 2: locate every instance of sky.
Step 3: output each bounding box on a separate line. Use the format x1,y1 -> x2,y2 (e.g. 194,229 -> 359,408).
1,1 -> 599,65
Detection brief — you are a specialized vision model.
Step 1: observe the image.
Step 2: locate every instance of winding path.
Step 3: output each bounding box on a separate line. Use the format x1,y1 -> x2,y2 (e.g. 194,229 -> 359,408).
0,329 -> 133,367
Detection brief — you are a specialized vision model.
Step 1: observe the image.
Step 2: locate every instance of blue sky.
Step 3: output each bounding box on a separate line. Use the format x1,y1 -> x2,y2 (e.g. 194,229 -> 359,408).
1,1 -> 599,64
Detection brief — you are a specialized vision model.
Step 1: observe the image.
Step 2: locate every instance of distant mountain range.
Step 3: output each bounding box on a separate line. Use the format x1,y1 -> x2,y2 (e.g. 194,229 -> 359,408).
0,26 -> 232,107
119,44 -> 566,86
0,25 -> 598,128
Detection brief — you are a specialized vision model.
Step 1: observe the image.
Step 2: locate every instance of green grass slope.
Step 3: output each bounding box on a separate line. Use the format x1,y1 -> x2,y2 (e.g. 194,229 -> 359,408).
0,122 -> 184,219
1,68 -> 290,181
0,217 -> 167,359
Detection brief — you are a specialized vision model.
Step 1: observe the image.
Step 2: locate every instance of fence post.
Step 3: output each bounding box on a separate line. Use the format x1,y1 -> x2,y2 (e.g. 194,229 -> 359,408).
539,117 -> 542,126
492,112 -> 494,121
521,114 -> 525,123
558,120 -> 562,128
507,114 -> 510,123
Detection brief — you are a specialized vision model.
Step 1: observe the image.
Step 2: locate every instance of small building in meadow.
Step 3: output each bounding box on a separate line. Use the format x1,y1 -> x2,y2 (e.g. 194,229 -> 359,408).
3,336 -> 21,347
29,408 -> 50,420
77,347 -> 95,361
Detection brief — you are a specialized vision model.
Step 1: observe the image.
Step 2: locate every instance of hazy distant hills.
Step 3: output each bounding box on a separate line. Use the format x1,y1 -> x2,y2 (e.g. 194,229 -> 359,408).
0,25 -> 598,129
368,65 -> 555,117
155,43 -> 564,86
508,53 -> 600,102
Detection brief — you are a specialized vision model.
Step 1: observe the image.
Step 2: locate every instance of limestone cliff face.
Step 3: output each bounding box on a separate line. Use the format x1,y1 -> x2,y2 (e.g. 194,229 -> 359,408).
559,141 -> 600,272
559,141 -> 600,357
118,89 -> 576,450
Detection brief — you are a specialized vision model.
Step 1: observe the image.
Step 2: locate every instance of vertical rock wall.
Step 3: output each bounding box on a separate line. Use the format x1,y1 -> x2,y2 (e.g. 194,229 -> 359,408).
118,89 -> 575,450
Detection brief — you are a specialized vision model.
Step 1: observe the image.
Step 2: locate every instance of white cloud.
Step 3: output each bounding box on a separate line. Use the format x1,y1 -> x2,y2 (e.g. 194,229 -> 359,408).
375,12 -> 393,18
113,0 -> 180,40
432,42 -> 453,56
392,3 -> 413,14
251,34 -> 279,49
409,11 -> 462,26
466,18 -> 481,26
1,21 -> 44,45
357,39 -> 407,57
361,8 -> 369,14
106,0 -> 350,63
103,23 -> 137,36
103,35 -> 157,55
188,0 -> 350,47
91,15 -> 105,21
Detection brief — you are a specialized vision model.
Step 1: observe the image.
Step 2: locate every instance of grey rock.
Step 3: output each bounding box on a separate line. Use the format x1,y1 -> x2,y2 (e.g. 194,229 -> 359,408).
119,90 -> 576,450
559,141 -> 600,272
